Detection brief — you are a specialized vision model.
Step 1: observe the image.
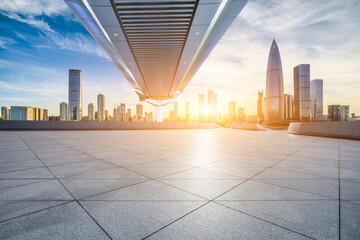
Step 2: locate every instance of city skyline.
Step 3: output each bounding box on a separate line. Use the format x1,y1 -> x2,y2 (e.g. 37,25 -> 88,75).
0,0 -> 359,117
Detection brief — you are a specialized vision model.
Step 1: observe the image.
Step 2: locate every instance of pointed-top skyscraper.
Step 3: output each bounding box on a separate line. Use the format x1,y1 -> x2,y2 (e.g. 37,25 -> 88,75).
265,39 -> 284,123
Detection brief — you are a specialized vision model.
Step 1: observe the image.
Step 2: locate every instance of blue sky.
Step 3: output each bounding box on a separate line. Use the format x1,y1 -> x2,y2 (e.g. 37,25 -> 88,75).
0,0 -> 359,117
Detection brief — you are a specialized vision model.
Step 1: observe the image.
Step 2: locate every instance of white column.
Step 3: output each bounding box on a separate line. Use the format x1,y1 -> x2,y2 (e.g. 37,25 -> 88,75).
156,105 -> 163,122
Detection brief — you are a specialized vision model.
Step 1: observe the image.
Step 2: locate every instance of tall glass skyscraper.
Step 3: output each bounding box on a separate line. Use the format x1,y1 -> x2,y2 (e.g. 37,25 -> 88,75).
97,94 -> 105,121
198,94 -> 205,122
208,89 -> 217,123
68,69 -> 82,121
265,39 -> 284,123
294,64 -> 310,121
310,79 -> 323,120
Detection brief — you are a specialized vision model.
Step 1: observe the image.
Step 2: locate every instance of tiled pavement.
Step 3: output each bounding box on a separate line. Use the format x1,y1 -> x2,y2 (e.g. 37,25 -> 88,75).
0,129 -> 359,239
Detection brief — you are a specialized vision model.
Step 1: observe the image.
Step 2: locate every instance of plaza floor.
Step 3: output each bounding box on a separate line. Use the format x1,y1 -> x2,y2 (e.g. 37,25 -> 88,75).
0,129 -> 359,239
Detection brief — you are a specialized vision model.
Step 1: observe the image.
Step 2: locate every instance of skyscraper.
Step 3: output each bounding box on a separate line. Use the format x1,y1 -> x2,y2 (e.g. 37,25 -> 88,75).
43,109 -> 48,121
310,79 -> 323,120
126,108 -> 131,122
10,106 -> 35,120
265,39 -> 284,123
174,102 -> 178,120
136,104 -> 143,121
284,94 -> 294,120
1,107 -> 9,120
105,110 -> 110,121
294,64 -> 310,121
68,69 -> 82,121
198,94 -> 205,122
60,102 -> 68,121
229,102 -> 236,122
208,89 -> 217,122
120,104 -> 126,121
88,103 -> 95,121
97,94 -> 105,121
257,91 -> 263,122
185,102 -> 190,122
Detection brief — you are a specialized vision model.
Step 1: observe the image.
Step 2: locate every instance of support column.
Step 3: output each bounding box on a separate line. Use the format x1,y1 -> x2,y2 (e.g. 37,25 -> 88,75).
156,106 -> 163,122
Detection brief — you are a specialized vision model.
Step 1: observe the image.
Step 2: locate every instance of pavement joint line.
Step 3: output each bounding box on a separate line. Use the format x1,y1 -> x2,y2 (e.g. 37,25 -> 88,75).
15,132 -> 114,240
0,178 -> 53,191
214,201 -> 316,240
0,200 -> 74,224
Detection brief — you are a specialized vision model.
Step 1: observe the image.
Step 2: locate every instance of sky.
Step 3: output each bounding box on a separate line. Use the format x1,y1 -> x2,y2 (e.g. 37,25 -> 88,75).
0,0 -> 359,119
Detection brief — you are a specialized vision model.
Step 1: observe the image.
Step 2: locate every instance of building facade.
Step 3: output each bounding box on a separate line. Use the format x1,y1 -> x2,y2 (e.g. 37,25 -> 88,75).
257,91 -> 263,122
265,39 -> 284,123
328,105 -> 340,121
60,102 -> 68,121
284,94 -> 294,120
10,106 -> 34,120
294,64 -> 310,121
97,94 -> 105,121
229,102 -> 236,122
119,104 -> 126,121
208,89 -> 217,122
310,79 -> 323,120
185,102 -> 190,122
68,69 -> 82,121
198,94 -> 206,122
88,103 -> 95,121
1,107 -> 9,120
340,105 -> 349,121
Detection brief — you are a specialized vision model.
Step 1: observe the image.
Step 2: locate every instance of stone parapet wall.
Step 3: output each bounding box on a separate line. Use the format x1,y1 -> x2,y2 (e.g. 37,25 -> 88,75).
0,121 -> 221,130
288,121 -> 360,140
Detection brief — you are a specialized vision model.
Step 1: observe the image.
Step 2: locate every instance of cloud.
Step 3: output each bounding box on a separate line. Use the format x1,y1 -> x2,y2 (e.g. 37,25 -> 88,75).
2,12 -> 54,32
0,37 -> 15,49
0,0 -> 68,16
0,81 -> 65,95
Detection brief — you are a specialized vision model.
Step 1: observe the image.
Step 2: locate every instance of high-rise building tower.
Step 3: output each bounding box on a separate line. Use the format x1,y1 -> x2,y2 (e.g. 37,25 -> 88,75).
229,102 -> 236,122
198,94 -> 205,122
284,94 -> 294,120
257,91 -> 263,122
43,109 -> 48,121
136,104 -> 143,121
68,69 -> 82,121
265,39 -> 284,123
340,105 -> 350,121
120,103 -> 126,121
60,102 -> 68,121
208,89 -> 217,122
88,103 -> 95,121
185,102 -> 190,122
294,64 -> 310,121
310,79 -> 323,120
174,102 -> 178,120
1,107 -> 9,120
97,94 -> 105,121
126,108 -> 131,122
328,105 -> 340,121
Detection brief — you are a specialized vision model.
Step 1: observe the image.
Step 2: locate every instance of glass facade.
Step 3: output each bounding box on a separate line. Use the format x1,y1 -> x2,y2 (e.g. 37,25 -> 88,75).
97,94 -> 105,121
68,69 -> 82,121
310,79 -> 323,120
88,103 -> 94,121
265,40 -> 284,123
60,102 -> 68,121
294,64 -> 310,121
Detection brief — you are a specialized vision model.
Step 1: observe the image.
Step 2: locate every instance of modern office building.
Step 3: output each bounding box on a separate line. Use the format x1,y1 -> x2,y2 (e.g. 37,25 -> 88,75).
340,105 -> 350,121
43,109 -> 48,121
1,106 -> 9,120
284,94 -> 294,120
126,108 -> 131,122
198,94 -> 206,122
257,91 -> 263,122
119,104 -> 126,121
310,79 -> 323,120
185,102 -> 190,122
145,112 -> 153,122
265,39 -> 284,123
294,64 -> 310,121
208,89 -> 217,122
229,102 -> 236,122
68,69 -> 82,121
60,102 -> 68,121
136,104 -> 143,120
238,107 -> 246,121
10,106 -> 34,120
174,102 -> 178,120
64,0 -> 248,122
97,94 -> 105,121
88,103 -> 95,121
328,105 -> 340,121
105,110 -> 110,121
